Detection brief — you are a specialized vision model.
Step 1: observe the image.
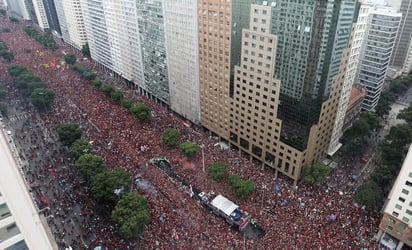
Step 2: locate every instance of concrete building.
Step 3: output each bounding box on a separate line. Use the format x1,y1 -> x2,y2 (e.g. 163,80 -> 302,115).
357,5 -> 401,111
30,0 -> 49,30
4,0 -> 30,20
0,129 -> 56,250
80,0 -> 145,89
328,2 -> 368,155
54,0 -> 87,50
342,85 -> 367,131
164,0 -> 200,123
377,145 -> 412,250
390,0 -> 412,74
41,0 -> 61,35
227,0 -> 356,184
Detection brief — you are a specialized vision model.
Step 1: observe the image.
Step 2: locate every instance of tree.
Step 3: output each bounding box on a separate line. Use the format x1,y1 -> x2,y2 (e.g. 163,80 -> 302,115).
179,141 -> 199,158
162,128 -> 180,146
228,174 -> 255,200
100,84 -> 114,95
82,71 -> 97,80
208,162 -> 227,181
91,168 -> 132,206
24,48 -> 31,53
9,17 -> 19,23
111,192 -> 150,239
81,43 -> 90,56
386,124 -> 412,148
371,165 -> 394,190
30,88 -> 55,111
69,139 -> 92,160
55,123 -> 82,147
110,90 -> 123,101
2,27 -> 10,33
121,99 -> 133,109
375,92 -> 395,117
0,9 -> 6,16
398,106 -> 412,125
75,154 -> 106,181
130,103 -> 150,121
64,54 -> 76,65
8,65 -> 30,77
1,51 -> 13,62
0,85 -> 6,100
0,102 -> 7,116
360,112 -> 381,131
91,79 -> 102,88
304,162 -> 330,185
354,181 -> 383,209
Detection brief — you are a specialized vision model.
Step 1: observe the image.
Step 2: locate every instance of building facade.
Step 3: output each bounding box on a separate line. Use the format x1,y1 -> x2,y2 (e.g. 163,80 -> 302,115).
55,0 -> 87,50
378,145 -> 412,249
30,0 -> 49,30
390,0 -> 412,74
357,5 -> 401,111
5,0 -> 30,20
164,0 -> 200,123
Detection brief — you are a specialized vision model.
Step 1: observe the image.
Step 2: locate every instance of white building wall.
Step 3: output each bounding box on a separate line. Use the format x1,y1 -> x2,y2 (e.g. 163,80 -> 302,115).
164,0 -> 200,123
31,0 -> 49,30
5,0 -> 30,20
55,0 -> 87,50
328,4 -> 370,155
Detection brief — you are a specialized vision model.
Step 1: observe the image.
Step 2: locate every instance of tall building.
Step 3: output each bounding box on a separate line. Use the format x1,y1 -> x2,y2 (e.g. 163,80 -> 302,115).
136,0 -> 169,105
54,0 -> 87,50
81,0 -> 145,89
377,145 -> 412,249
227,0 -> 356,184
40,0 -> 61,35
4,0 -> 30,20
328,2 -> 367,155
164,0 -> 200,123
30,0 -> 49,30
390,0 -> 412,74
0,130 -> 56,250
357,5 -> 401,111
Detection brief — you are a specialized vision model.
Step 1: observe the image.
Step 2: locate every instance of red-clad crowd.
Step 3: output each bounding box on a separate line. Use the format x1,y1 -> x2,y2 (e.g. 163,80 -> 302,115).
0,16 -> 381,249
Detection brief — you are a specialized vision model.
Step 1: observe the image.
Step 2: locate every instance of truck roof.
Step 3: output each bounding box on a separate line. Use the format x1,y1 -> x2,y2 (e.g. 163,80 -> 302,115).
211,195 -> 239,216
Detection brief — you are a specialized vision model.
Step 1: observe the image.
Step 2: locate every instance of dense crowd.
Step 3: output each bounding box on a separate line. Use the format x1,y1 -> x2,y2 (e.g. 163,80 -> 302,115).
0,16 -> 381,249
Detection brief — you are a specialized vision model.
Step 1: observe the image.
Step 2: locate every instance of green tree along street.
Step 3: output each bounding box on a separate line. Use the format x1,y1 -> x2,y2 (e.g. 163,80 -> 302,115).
22,26 -> 57,50
81,43 -> 90,56
371,165 -> 394,193
111,192 -> 150,239
179,141 -> 199,158
30,87 -> 55,111
64,54 -> 77,65
397,105 -> 412,125
9,16 -> 19,23
100,84 -> 114,95
208,161 -> 227,181
110,90 -> 123,101
121,99 -> 133,109
91,168 -> 132,206
75,154 -> 106,181
354,181 -> 383,209
162,128 -> 180,147
0,9 -> 6,16
0,40 -> 13,62
303,162 -> 330,185
91,79 -> 102,88
228,174 -> 255,200
55,123 -> 83,147
130,103 -> 150,121
69,139 -> 93,160
8,64 -> 31,77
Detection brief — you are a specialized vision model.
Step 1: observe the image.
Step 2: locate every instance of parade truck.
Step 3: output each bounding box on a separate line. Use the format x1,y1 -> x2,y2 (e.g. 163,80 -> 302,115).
198,191 -> 251,232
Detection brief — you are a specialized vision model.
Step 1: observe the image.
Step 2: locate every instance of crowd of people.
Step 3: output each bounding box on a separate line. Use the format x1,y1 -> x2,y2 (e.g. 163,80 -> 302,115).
0,16 -> 382,249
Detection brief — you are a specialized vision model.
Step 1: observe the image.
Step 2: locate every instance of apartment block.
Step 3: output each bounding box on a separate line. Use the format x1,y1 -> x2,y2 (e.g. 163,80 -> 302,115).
378,145 -> 412,249
30,0 -> 49,30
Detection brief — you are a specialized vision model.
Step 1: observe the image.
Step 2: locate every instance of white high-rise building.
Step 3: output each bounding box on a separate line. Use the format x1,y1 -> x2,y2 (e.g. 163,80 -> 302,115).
80,0 -> 144,87
357,5 -> 401,111
4,0 -> 30,20
328,2 -> 370,155
31,0 -> 49,30
164,0 -> 200,123
55,0 -> 87,50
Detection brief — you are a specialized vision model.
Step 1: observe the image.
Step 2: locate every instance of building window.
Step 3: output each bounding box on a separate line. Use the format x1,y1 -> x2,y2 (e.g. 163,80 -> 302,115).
392,211 -> 399,217
402,189 -> 409,195
395,204 -> 402,210
399,197 -> 406,203
402,217 -> 409,223
406,209 -> 412,216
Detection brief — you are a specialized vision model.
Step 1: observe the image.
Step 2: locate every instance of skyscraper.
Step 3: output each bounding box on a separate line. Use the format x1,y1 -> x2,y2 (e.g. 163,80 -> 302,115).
390,0 -> 412,74
54,0 -> 87,50
5,0 -> 30,20
357,5 -> 401,111
228,0 -> 356,184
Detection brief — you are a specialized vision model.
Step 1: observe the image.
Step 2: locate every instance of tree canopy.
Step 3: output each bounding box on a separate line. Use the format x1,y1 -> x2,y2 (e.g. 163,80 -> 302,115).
130,103 -> 150,121
8,64 -> 31,77
81,43 -> 90,56
121,99 -> 133,109
397,106 -> 412,125
30,88 -> 55,111
91,168 -> 132,206
69,139 -> 92,160
354,181 -> 383,209
304,162 -> 330,185
228,174 -> 255,200
64,54 -> 76,65
75,154 -> 106,181
162,128 -> 180,147
111,192 -> 150,239
179,141 -> 200,158
208,162 -> 227,181
55,123 -> 82,147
